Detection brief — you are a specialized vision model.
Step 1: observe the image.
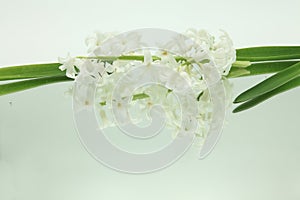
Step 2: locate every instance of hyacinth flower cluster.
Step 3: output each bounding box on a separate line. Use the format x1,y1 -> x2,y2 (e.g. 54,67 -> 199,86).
55,30 -> 235,145
1,29 -> 300,144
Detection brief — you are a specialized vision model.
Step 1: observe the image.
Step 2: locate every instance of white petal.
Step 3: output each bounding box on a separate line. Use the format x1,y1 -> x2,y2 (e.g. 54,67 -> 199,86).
143,50 -> 152,66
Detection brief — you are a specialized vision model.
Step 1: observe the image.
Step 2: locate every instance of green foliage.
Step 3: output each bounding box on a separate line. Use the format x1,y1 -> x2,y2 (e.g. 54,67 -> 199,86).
0,76 -> 71,96
0,63 -> 64,81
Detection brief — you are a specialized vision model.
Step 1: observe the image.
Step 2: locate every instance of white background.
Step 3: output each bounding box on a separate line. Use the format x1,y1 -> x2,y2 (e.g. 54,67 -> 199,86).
0,0 -> 300,199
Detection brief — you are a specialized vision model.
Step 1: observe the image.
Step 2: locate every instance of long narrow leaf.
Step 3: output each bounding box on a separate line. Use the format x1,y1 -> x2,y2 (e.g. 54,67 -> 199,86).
227,61 -> 298,78
236,46 -> 300,62
234,62 -> 300,103
0,63 -> 64,81
233,77 -> 300,113
0,76 -> 72,96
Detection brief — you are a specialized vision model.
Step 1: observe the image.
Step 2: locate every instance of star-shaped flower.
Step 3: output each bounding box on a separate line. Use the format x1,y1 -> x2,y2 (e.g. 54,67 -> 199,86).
58,53 -> 82,79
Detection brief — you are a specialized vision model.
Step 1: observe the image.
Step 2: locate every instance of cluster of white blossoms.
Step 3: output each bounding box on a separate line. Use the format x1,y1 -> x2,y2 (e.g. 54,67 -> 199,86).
59,29 -> 235,145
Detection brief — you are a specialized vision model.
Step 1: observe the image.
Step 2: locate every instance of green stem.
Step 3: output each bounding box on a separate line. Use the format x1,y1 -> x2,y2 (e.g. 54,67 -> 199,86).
76,55 -> 188,63
99,93 -> 150,105
227,61 -> 299,78
231,61 -> 251,68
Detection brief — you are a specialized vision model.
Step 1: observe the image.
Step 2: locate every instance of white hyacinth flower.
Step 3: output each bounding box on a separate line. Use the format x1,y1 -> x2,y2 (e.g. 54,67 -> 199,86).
184,29 -> 236,75
111,94 -> 132,125
85,31 -> 115,53
80,60 -> 106,80
67,29 -> 235,148
73,71 -> 97,111
58,53 -> 82,79
94,32 -> 144,56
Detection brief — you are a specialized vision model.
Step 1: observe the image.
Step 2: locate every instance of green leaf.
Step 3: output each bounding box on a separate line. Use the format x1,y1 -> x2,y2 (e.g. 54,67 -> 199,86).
236,46 -> 300,61
234,62 -> 300,103
0,63 -> 65,81
227,61 -> 298,78
0,76 -> 72,96
233,77 -> 300,113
